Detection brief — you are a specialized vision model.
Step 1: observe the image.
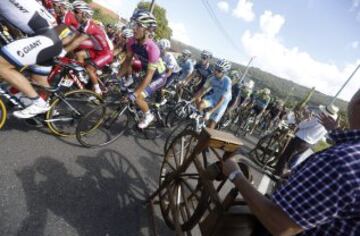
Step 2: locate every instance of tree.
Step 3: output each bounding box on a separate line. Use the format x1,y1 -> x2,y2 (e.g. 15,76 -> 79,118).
92,8 -> 117,25
136,1 -> 172,40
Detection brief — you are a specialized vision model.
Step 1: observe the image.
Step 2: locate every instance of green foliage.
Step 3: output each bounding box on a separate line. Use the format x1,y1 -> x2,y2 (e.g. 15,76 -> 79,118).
136,1 -> 172,40
92,8 -> 117,25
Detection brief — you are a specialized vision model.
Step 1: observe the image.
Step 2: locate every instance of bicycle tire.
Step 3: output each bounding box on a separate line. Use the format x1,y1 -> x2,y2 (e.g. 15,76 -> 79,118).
46,89 -> 103,136
0,97 -> 7,129
76,103 -> 129,148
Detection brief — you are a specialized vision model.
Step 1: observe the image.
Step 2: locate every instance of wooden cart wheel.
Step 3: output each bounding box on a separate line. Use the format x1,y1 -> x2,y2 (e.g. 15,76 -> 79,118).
249,132 -> 279,169
158,130 -> 210,231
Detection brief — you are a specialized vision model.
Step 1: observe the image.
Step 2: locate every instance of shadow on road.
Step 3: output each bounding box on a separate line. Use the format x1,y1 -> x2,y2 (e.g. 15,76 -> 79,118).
16,149 -> 169,236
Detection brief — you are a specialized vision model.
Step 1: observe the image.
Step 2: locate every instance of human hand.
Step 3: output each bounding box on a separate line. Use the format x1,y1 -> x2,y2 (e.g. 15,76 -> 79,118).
318,113 -> 338,131
204,111 -> 211,120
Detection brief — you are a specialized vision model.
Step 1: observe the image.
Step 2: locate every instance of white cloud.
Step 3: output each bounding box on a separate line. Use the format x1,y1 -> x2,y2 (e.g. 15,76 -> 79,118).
232,0 -> 255,22
241,11 -> 360,101
169,22 -> 191,44
352,0 -> 360,9
217,1 -> 229,13
259,11 -> 285,37
352,41 -> 359,49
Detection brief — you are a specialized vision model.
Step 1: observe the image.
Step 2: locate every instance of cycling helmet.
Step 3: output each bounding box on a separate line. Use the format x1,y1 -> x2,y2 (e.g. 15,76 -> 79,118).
244,79 -> 255,90
122,28 -> 134,39
182,49 -> 191,57
131,9 -> 157,30
73,2 -> 93,17
229,70 -> 240,80
214,59 -> 231,73
53,0 -> 72,9
201,50 -> 213,59
264,88 -> 271,95
158,38 -> 171,50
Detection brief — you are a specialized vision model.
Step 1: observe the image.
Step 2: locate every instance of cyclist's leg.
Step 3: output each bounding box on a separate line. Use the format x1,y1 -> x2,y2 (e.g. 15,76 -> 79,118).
208,102 -> 228,129
0,28 -> 62,118
88,50 -> 113,95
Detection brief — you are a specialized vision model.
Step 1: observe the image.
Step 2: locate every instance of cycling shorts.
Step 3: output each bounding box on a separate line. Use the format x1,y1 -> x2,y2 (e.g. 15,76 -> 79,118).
0,27 -> 62,70
142,73 -> 167,98
202,96 -> 230,122
86,49 -> 113,69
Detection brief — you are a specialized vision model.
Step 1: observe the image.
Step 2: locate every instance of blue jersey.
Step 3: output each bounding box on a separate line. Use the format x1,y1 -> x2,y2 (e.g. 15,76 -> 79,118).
194,62 -> 213,80
204,75 -> 232,103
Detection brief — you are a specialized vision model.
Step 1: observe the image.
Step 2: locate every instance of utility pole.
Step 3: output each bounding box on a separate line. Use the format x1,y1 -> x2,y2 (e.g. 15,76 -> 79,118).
329,63 -> 360,105
150,0 -> 156,13
239,56 -> 255,84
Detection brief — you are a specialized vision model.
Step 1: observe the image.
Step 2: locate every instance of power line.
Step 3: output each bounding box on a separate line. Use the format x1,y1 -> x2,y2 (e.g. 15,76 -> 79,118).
201,0 -> 243,55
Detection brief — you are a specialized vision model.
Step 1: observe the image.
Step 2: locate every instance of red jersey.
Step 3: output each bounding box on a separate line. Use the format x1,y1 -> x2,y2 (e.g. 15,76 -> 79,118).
61,11 -> 79,30
80,20 -> 113,51
41,0 -> 56,18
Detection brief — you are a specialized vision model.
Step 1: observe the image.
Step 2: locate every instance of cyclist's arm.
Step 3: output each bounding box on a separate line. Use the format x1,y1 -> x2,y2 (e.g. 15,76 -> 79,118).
118,51 -> 134,78
64,33 -> 89,53
184,70 -> 196,84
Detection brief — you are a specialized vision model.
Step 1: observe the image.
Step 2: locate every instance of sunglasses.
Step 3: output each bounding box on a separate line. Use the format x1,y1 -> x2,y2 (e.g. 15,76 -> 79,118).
74,10 -> 82,15
214,68 -> 223,73
201,56 -> 209,60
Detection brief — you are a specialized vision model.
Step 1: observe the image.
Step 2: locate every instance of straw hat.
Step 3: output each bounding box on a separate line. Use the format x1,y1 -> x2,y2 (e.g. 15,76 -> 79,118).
319,104 -> 339,120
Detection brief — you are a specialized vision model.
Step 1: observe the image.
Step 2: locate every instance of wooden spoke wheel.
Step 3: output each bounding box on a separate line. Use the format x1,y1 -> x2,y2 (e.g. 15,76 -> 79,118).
158,130 -> 210,231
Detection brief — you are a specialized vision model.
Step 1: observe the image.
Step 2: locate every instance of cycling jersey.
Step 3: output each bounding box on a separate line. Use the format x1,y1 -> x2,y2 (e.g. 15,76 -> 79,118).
0,0 -> 57,36
0,0 -> 63,72
253,93 -> 270,110
178,58 -> 194,80
194,62 -> 213,92
162,52 -> 180,73
194,62 -> 213,79
126,37 -> 166,75
203,75 -> 232,104
79,19 -> 113,51
60,11 -> 79,30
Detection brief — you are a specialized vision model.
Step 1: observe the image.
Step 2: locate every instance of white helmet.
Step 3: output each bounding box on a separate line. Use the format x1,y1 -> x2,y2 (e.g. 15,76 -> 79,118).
53,0 -> 73,9
182,49 -> 191,57
244,79 -> 255,90
158,38 -> 171,50
229,70 -> 240,80
73,1 -> 93,17
263,88 -> 271,95
214,58 -> 231,72
122,28 -> 134,39
201,50 -> 213,59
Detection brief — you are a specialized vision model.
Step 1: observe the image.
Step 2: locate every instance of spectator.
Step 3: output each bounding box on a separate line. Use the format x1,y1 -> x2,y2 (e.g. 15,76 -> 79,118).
222,89 -> 360,235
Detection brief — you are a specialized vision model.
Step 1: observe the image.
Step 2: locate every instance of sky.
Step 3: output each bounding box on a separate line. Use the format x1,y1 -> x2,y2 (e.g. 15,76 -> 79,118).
94,0 -> 360,101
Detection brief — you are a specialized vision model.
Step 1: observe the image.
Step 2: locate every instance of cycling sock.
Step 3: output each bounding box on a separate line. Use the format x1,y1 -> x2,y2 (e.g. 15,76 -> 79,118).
32,97 -> 47,106
93,84 -> 101,93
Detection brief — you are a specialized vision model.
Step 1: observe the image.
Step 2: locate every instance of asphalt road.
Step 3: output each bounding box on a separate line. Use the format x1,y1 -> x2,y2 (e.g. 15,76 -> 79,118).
0,117 -> 261,236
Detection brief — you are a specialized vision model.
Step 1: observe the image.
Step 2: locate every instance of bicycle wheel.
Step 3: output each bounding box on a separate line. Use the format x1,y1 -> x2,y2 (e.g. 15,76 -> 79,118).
0,97 -> 7,129
46,89 -> 103,136
159,130 -> 210,231
76,103 -> 129,148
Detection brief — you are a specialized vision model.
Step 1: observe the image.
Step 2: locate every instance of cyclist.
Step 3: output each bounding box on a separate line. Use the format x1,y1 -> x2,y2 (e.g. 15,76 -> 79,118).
183,49 -> 213,93
158,38 -> 181,87
177,49 -> 194,81
247,88 -> 271,134
194,58 -> 232,129
118,9 -> 167,129
52,0 -> 79,30
225,70 -> 241,114
0,0 -> 74,118
64,1 -> 114,95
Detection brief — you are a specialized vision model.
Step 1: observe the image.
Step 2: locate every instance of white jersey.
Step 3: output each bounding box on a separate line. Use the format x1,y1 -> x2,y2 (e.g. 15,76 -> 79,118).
0,0 -> 57,35
163,52 -> 181,73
